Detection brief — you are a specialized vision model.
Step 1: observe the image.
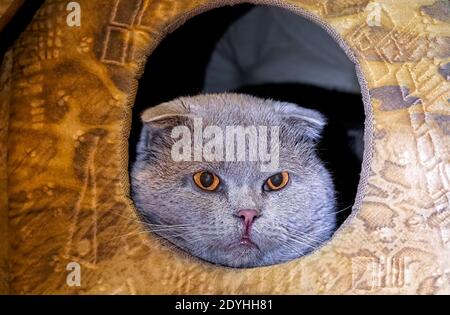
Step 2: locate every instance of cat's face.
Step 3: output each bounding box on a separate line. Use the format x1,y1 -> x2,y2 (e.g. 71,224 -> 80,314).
131,94 -> 336,268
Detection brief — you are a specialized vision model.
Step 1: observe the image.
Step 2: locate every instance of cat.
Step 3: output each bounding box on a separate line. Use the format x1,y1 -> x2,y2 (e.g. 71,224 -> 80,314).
131,93 -> 336,268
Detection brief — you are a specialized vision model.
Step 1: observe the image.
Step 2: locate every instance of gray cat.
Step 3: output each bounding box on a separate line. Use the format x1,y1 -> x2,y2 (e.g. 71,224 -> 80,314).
131,93 -> 336,268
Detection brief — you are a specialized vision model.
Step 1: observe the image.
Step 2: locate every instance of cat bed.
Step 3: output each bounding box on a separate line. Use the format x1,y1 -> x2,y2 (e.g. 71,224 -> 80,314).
1,0 -> 449,294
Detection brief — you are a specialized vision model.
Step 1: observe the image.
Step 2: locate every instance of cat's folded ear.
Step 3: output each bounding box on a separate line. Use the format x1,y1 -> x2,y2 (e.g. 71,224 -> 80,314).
137,99 -> 194,156
141,99 -> 194,127
274,101 -> 327,141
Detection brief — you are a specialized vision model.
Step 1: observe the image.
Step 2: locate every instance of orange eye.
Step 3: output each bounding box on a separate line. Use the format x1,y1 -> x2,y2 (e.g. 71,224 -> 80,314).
193,171 -> 220,191
265,172 -> 289,191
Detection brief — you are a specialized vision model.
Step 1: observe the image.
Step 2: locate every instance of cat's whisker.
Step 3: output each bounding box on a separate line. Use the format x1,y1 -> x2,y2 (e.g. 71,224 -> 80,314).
325,204 -> 354,216
276,240 -> 304,255
193,241 -> 218,256
149,236 -> 183,253
279,229 -> 326,247
108,209 -> 147,224
287,238 -> 319,251
275,225 -> 327,244
290,229 -> 325,240
145,222 -> 193,227
288,237 -> 321,247
107,229 -> 156,241
274,236 -> 317,253
147,227 -> 194,233
109,209 -> 204,232
281,245 -> 309,257
106,225 -> 198,243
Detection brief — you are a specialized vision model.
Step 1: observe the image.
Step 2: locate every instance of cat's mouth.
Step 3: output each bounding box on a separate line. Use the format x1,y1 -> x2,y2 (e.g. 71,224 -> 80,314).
233,219 -> 261,250
229,234 -> 260,251
239,235 -> 259,249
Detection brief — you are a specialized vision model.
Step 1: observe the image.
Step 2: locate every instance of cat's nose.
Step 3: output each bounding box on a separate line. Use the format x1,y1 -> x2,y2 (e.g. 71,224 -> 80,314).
236,209 -> 260,227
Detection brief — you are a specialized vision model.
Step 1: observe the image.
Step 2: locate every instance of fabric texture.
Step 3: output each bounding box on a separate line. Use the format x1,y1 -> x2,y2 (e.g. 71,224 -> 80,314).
0,0 -> 449,294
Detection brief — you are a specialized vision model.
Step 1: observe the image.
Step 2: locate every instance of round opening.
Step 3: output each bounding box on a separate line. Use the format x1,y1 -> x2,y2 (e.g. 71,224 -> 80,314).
129,4 -> 368,268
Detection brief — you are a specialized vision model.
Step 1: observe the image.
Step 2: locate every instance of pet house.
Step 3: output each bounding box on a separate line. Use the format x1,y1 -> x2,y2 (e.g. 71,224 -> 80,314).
0,0 -> 449,294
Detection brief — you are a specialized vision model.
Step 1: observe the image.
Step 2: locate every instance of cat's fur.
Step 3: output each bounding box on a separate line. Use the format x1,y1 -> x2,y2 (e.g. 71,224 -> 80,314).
131,93 -> 336,268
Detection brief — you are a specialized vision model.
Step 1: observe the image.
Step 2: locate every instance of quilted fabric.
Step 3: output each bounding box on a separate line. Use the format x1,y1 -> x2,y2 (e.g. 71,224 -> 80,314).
1,0 -> 449,294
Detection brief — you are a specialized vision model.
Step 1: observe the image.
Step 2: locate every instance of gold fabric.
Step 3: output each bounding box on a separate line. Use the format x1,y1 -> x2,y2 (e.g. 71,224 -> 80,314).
1,0 -> 449,294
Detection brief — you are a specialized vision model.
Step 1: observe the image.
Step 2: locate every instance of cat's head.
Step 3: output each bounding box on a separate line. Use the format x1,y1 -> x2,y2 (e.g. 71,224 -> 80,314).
131,93 -> 336,268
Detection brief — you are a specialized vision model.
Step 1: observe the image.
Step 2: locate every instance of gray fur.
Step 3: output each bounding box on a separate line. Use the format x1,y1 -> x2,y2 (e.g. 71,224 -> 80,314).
131,93 -> 336,268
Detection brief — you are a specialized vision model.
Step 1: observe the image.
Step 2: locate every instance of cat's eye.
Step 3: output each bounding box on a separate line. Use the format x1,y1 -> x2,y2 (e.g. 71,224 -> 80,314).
264,172 -> 289,191
193,171 -> 220,191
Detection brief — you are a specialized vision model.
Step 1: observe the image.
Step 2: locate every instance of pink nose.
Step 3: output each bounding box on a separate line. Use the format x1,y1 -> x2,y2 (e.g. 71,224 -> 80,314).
237,209 -> 260,227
